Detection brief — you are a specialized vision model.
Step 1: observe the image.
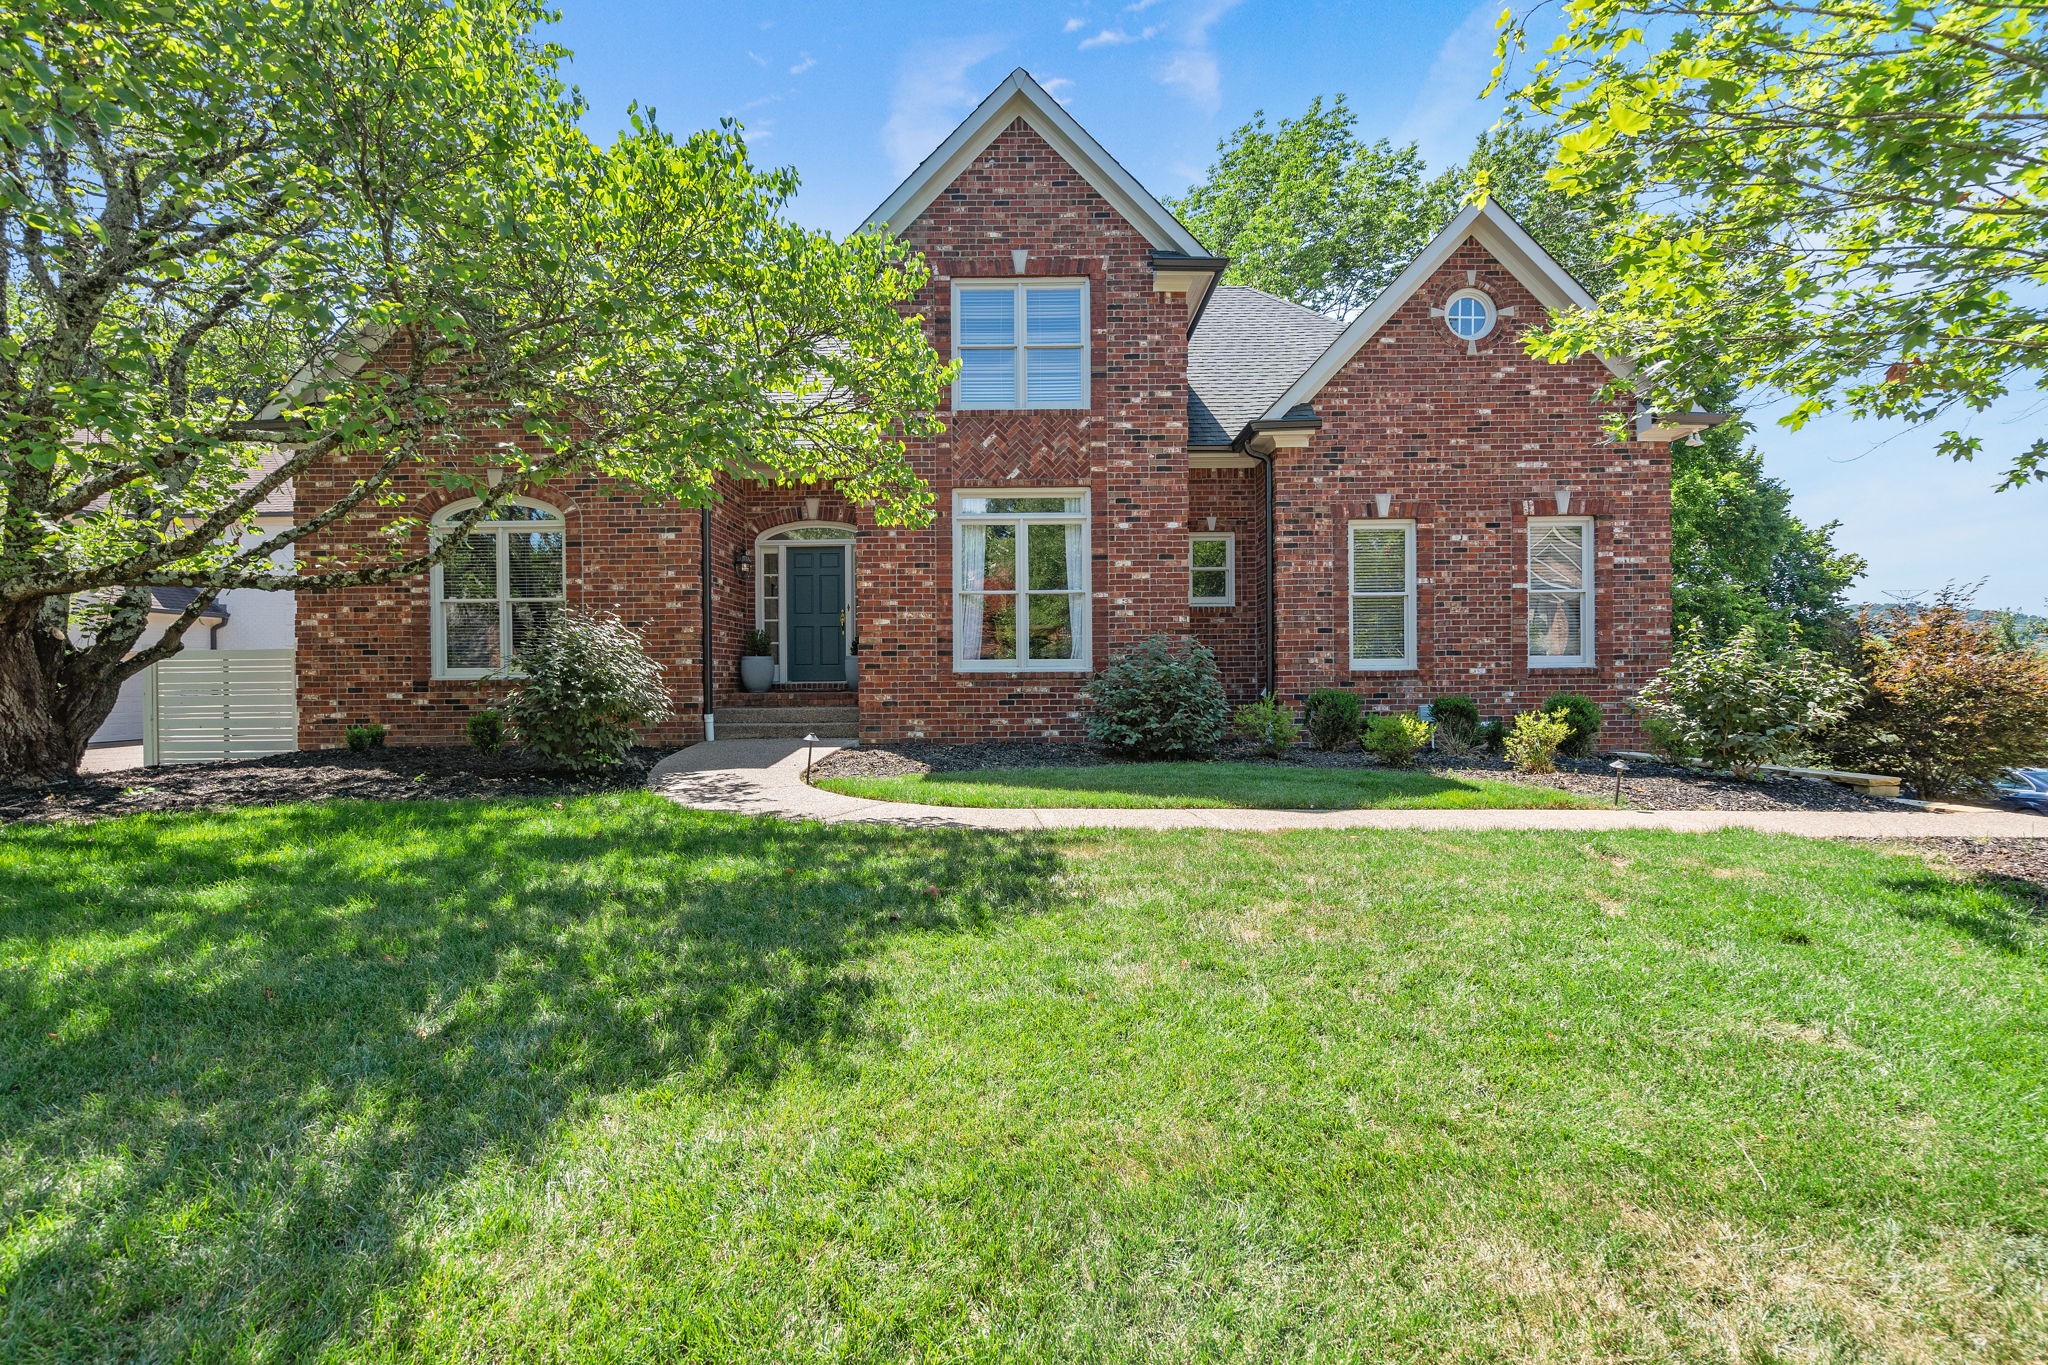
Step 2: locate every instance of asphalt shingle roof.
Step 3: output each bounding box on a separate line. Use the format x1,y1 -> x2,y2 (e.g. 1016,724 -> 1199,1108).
1187,285 -> 1344,447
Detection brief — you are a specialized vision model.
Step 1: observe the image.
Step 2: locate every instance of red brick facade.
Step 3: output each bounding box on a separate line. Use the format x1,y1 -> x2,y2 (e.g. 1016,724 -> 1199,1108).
1269,240 -> 1670,738
293,100 -> 1675,753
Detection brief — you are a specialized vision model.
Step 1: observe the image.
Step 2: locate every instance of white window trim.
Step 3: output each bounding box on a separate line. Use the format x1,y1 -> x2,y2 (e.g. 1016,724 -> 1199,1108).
1443,286 -> 1497,341
1527,515 -> 1596,669
950,278 -> 1091,411
429,497 -> 567,680
1347,519 -> 1417,672
1189,531 -> 1236,607
753,522 -> 858,685
952,488 -> 1092,673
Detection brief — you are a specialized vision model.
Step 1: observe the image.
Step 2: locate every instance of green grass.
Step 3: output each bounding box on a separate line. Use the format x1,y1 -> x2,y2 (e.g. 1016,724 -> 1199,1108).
815,759 -> 1601,809
4,796 -> 2046,1361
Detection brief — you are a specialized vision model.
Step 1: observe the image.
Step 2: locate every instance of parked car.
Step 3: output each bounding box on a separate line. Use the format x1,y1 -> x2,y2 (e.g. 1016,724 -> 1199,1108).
1993,768 -> 2048,814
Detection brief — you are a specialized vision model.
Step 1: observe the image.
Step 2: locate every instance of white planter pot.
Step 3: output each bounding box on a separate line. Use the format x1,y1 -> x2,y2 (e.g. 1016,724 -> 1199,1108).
843,656 -> 860,689
739,655 -> 775,693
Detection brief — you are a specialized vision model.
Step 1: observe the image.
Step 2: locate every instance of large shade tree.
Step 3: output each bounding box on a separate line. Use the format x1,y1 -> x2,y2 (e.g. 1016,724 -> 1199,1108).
1171,103 -> 1861,644
0,0 -> 950,779
1499,0 -> 2048,491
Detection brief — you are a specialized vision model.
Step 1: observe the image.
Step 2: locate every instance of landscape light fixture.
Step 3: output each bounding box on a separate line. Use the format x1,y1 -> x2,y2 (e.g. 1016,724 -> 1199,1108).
804,732 -> 819,779
1608,757 -> 1628,806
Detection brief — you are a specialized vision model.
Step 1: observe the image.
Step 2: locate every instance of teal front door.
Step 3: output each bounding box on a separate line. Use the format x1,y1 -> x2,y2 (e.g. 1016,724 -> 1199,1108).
785,546 -> 846,682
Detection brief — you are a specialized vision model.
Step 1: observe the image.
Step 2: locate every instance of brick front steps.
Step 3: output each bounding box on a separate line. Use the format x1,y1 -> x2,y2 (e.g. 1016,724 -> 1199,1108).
713,704 -> 858,741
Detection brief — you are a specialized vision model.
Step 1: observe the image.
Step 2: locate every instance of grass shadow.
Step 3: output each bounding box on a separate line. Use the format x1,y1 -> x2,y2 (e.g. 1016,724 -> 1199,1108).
0,795 -> 1063,1358
1879,871 -> 2047,954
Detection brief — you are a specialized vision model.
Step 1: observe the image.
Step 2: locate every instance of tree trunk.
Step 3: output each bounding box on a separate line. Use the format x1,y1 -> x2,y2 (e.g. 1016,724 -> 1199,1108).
0,604 -> 123,782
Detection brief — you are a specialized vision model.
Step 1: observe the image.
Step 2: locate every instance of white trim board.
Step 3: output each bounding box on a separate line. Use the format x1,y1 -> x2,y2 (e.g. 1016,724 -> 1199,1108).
864,67 -> 1206,257
1256,201 -> 1629,427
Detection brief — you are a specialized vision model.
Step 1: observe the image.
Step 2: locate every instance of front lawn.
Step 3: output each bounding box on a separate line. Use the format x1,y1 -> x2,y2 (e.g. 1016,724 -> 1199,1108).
814,758 -> 1601,809
3,797 -> 2045,1360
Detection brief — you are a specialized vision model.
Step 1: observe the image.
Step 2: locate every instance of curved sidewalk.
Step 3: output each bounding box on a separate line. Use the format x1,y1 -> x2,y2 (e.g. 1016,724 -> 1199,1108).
648,740 -> 2048,837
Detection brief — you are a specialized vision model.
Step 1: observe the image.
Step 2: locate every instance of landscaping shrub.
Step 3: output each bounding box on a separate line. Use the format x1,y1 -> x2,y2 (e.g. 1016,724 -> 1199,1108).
1085,634 -> 1230,758
1640,713 -> 1698,761
1541,691 -> 1603,758
1824,591 -> 2048,798
343,722 -> 386,753
1303,688 -> 1362,751
1430,695 -> 1481,743
505,610 -> 673,771
1475,717 -> 1506,755
1635,625 -> 1860,779
740,627 -> 774,657
466,708 -> 506,756
1361,712 -> 1433,766
1233,693 -> 1299,757
1504,709 -> 1572,774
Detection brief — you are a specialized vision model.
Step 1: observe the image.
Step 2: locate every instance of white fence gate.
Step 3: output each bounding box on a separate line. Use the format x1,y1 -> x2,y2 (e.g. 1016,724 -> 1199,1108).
143,649 -> 298,766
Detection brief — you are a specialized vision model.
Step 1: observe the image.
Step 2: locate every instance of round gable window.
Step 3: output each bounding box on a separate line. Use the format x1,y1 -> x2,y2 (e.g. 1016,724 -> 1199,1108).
1444,289 -> 1496,341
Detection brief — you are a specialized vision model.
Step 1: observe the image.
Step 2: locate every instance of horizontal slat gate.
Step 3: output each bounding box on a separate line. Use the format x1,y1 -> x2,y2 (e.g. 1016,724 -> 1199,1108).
143,649 -> 298,766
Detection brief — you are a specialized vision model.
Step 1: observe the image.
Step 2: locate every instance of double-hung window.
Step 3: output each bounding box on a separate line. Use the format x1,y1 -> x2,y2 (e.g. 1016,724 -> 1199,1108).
952,280 -> 1088,409
1190,532 -> 1235,606
1348,521 -> 1416,670
1528,517 -> 1594,667
431,498 -> 567,678
954,491 -> 1089,670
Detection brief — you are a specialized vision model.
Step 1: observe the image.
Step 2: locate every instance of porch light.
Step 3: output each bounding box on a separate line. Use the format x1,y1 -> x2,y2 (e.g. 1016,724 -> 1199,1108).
732,545 -> 753,577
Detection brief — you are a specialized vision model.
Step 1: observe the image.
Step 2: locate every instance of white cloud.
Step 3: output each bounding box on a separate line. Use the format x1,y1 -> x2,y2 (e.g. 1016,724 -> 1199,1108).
1079,24 -> 1160,49
789,52 -> 815,75
1395,0 -> 1506,167
1154,0 -> 1240,113
883,35 -> 1008,177
1039,75 -> 1076,105
745,50 -> 767,67
1125,0 -> 1166,11
1063,16 -> 1086,32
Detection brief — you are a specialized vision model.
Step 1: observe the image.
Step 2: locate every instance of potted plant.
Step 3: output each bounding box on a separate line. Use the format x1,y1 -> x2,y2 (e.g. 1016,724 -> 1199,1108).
739,627 -> 775,693
844,632 -> 860,689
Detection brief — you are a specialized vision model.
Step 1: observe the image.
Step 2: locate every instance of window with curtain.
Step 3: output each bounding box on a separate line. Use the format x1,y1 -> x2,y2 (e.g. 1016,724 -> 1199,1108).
1348,521 -> 1415,670
954,492 -> 1089,670
952,280 -> 1088,409
1190,532 -> 1235,606
431,499 -> 566,678
1528,517 -> 1593,667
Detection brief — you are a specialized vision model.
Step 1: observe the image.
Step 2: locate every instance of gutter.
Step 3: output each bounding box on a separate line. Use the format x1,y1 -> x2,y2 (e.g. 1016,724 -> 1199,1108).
700,505 -> 715,742
1149,250 -> 1230,335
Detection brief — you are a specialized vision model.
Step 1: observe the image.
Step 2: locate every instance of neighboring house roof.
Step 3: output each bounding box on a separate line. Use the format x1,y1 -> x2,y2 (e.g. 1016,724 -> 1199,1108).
1187,286 -> 1344,447
1257,200 -> 1623,428
148,587 -> 228,620
865,67 -> 1208,258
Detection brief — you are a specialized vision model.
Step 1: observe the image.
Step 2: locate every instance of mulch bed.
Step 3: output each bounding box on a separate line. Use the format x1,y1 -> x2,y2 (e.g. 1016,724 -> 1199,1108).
811,740 -> 1911,814
0,745 -> 661,826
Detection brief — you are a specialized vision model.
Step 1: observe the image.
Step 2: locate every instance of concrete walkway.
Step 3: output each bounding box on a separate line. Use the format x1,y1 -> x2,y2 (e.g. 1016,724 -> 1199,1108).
649,740 -> 2048,837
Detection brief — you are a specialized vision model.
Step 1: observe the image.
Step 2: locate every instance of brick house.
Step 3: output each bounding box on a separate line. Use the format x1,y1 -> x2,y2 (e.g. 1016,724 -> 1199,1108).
296,69 -> 1717,751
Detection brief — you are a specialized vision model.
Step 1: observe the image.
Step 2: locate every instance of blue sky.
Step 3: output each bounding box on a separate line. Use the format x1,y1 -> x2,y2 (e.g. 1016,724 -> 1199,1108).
547,0 -> 2043,612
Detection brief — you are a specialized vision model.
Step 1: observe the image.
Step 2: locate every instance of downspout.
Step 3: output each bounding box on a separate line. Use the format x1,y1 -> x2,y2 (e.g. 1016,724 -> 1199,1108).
700,505 -> 715,742
1262,452 -> 1277,698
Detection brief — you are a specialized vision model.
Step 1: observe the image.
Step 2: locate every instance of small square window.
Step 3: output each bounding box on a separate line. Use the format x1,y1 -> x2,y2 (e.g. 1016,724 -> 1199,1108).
1189,532 -> 1235,606
951,280 -> 1090,410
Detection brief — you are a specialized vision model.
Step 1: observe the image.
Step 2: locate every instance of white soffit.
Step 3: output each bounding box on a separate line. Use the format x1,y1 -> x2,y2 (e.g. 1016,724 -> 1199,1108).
864,67 -> 1206,257
1256,201 -> 1624,424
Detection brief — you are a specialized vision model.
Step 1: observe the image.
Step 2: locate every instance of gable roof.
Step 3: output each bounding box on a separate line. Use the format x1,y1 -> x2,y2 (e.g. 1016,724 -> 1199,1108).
1254,200 -> 1620,428
1188,286 -> 1344,447
864,67 -> 1207,257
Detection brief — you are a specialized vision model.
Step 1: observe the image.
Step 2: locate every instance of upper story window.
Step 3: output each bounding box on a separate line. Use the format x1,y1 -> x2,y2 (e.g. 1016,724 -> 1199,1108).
1528,517 -> 1594,668
1348,520 -> 1416,671
954,491 -> 1090,671
430,497 -> 566,679
1443,288 -> 1496,341
952,280 -> 1088,410
1190,532 -> 1235,607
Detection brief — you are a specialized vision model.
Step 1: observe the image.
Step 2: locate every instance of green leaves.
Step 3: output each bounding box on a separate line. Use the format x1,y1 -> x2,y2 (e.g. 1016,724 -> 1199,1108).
1499,0 -> 2048,489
